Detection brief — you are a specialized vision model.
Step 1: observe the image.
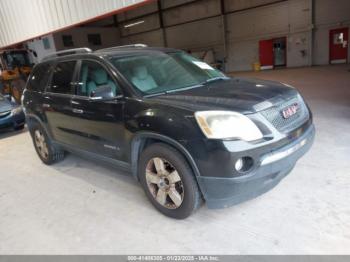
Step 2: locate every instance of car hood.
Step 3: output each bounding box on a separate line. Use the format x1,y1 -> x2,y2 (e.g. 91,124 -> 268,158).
0,97 -> 13,113
149,77 -> 298,114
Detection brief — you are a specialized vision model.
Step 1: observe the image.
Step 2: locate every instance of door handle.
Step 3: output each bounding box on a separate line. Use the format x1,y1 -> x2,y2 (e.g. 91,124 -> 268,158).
72,108 -> 84,114
42,103 -> 50,108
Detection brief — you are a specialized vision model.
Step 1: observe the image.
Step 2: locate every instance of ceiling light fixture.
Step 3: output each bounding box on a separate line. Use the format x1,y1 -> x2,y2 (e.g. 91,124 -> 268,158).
124,20 -> 145,28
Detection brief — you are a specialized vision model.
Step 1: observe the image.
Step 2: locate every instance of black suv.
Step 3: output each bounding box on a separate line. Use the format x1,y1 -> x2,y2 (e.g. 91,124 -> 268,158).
23,45 -> 315,219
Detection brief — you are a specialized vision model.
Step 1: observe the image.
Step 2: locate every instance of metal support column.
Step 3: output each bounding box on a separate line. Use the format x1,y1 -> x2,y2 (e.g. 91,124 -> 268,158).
157,0 -> 167,47
220,0 -> 228,71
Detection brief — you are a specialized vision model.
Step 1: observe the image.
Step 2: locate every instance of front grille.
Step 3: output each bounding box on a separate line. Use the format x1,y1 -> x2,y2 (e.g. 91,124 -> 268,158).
260,95 -> 309,133
0,110 -> 11,119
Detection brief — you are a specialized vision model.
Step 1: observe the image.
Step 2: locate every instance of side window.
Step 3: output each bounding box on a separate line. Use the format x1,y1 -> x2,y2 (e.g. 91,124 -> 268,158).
26,63 -> 52,92
77,60 -> 121,97
49,61 -> 76,94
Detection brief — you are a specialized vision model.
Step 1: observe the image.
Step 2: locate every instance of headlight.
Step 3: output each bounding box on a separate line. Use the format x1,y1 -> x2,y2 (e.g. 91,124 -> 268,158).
11,106 -> 23,115
194,111 -> 263,141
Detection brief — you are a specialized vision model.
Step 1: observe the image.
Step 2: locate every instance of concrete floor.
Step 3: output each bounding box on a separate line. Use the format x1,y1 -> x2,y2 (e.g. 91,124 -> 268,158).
0,65 -> 349,254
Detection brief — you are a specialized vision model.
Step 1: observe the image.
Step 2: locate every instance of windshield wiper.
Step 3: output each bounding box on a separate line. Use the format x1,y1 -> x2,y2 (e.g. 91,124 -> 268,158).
203,76 -> 230,84
143,92 -> 167,98
165,84 -> 204,94
144,80 -> 222,97
144,84 -> 203,97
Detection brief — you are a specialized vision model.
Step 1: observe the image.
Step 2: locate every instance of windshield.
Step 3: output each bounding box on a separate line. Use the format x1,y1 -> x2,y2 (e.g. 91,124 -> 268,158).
109,51 -> 226,95
4,51 -> 30,69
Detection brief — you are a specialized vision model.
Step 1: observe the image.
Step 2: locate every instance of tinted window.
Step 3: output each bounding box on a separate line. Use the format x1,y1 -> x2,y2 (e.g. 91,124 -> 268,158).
77,60 -> 120,97
49,61 -> 76,94
26,63 -> 52,92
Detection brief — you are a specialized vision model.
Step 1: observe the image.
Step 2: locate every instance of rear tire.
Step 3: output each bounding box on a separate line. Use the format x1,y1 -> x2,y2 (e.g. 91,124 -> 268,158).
29,122 -> 65,165
138,143 -> 202,219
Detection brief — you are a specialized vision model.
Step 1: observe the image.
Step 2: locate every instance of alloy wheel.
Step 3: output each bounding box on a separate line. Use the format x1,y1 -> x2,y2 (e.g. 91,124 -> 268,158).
34,129 -> 49,160
145,157 -> 184,209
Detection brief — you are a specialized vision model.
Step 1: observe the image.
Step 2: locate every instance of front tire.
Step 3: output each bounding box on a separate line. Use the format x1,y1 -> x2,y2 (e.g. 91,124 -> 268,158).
138,143 -> 202,219
29,122 -> 65,165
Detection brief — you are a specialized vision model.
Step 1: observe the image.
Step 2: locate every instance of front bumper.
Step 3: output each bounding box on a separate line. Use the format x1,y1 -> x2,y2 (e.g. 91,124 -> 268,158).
0,111 -> 25,130
195,124 -> 315,209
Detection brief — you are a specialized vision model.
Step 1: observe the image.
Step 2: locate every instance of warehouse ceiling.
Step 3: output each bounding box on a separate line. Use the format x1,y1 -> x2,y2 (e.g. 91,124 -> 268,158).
0,0 -> 150,48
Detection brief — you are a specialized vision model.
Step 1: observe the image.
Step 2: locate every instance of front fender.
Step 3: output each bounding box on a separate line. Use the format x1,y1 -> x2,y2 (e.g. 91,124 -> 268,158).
125,103 -> 202,141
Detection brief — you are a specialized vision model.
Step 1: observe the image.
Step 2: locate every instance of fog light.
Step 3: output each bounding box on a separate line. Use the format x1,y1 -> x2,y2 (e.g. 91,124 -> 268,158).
235,158 -> 244,171
234,156 -> 254,173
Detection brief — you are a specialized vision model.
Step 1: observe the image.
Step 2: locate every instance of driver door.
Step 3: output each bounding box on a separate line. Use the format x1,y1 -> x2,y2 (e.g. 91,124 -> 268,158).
69,59 -> 127,162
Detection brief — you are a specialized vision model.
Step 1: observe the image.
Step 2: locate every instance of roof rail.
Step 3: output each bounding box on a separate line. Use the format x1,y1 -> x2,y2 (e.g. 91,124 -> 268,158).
96,44 -> 148,53
41,47 -> 92,61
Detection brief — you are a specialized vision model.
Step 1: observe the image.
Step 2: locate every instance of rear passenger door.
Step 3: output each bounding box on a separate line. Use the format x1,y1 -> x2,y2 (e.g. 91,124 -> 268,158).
43,60 -> 78,145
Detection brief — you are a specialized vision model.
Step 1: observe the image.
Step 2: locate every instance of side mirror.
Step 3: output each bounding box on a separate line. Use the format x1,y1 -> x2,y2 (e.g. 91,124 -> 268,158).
90,85 -> 114,100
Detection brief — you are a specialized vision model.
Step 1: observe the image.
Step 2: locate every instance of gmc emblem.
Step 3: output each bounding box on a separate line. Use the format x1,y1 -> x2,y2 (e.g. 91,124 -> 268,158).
282,103 -> 299,119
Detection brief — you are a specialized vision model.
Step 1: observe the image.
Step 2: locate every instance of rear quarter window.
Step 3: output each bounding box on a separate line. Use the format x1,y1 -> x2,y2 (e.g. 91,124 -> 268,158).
26,63 -> 52,92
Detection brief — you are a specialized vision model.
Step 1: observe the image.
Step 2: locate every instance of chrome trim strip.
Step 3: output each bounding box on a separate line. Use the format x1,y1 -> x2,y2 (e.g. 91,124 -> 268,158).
261,138 -> 307,166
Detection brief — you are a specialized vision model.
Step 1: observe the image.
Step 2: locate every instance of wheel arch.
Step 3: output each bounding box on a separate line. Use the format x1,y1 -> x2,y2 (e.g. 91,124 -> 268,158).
25,113 -> 52,139
130,132 -> 201,181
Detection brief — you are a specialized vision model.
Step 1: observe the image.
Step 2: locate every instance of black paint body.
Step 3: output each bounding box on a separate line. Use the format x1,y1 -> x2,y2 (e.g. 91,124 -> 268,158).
23,47 -> 315,208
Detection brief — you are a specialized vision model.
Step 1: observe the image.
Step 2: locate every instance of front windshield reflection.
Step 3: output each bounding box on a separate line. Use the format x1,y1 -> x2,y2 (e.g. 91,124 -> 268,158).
110,51 -> 226,95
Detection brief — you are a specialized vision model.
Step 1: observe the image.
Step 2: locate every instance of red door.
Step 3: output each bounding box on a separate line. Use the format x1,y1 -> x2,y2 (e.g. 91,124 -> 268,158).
259,39 -> 274,69
329,28 -> 348,64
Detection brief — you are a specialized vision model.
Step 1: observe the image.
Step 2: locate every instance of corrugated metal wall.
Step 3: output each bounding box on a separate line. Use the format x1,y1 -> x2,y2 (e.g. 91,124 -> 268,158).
0,0 -> 147,48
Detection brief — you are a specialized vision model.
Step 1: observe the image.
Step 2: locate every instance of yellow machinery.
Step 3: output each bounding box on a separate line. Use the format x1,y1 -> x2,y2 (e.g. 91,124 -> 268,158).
0,49 -> 32,103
